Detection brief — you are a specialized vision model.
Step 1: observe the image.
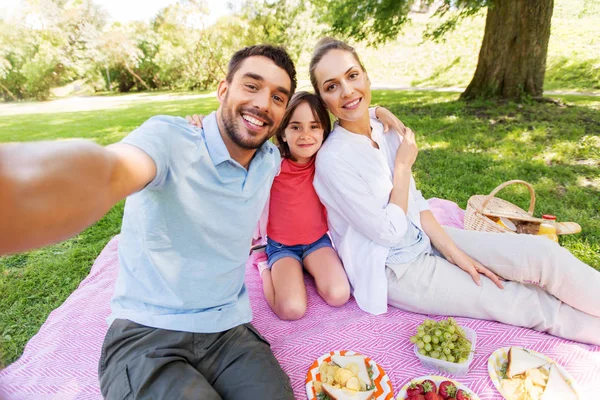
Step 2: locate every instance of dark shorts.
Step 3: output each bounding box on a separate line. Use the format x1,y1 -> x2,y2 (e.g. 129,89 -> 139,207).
98,319 -> 294,400
266,233 -> 333,268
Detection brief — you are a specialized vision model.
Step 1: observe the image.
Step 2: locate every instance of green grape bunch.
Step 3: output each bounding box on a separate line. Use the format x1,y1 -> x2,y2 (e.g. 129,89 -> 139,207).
410,317 -> 473,364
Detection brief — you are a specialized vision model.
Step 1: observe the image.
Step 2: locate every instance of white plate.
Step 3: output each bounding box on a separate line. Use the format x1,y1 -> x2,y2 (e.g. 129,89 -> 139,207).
396,375 -> 480,400
487,347 -> 581,399
306,350 -> 394,400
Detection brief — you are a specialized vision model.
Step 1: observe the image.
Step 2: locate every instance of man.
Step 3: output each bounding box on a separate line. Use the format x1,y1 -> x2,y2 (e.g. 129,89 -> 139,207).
0,45 -> 296,399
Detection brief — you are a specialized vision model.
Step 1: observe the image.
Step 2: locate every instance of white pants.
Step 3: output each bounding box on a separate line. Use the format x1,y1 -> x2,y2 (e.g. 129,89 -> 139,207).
386,227 -> 600,345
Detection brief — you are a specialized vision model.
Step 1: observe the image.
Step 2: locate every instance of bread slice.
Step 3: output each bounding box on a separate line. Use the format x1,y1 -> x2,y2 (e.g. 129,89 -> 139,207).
322,383 -> 376,400
540,364 -> 578,400
331,355 -> 372,387
506,347 -> 548,378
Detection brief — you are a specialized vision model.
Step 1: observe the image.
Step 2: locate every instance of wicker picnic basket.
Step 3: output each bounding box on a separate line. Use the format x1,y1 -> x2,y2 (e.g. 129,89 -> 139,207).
465,180 -> 581,235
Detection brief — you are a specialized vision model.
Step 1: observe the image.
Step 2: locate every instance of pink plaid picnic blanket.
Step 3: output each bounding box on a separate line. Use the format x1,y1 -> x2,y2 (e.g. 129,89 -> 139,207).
1,198 -> 598,399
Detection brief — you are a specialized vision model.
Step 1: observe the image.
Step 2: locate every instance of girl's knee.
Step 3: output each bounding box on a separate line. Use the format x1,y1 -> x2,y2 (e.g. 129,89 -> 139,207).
321,283 -> 350,307
276,299 -> 307,320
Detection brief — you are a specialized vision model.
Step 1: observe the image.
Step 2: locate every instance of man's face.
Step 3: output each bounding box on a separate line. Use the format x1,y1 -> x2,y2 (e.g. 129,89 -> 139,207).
217,56 -> 292,150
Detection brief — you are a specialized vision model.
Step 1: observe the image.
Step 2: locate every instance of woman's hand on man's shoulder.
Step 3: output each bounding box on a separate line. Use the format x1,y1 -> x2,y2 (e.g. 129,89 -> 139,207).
186,114 -> 205,128
375,106 -> 407,136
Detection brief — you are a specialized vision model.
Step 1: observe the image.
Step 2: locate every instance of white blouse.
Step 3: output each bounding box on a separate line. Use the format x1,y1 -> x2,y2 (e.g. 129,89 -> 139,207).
314,119 -> 430,315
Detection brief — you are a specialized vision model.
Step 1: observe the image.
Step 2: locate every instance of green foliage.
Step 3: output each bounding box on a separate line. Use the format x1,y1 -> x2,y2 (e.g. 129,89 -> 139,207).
0,0 -> 107,100
312,0 -> 413,46
240,0 -> 318,62
0,0 -> 315,100
312,0 -> 489,46
0,22 -> 63,100
423,0 -> 488,42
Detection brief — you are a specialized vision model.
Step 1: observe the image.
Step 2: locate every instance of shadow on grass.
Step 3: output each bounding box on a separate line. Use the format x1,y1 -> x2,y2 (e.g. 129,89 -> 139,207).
411,56 -> 463,87
544,57 -> 600,91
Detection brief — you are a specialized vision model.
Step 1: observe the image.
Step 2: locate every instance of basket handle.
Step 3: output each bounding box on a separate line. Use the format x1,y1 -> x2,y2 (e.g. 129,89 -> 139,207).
481,180 -> 536,216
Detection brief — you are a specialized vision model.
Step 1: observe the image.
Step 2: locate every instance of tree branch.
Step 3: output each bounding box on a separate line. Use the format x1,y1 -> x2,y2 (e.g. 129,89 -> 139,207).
0,81 -> 18,101
124,63 -> 150,91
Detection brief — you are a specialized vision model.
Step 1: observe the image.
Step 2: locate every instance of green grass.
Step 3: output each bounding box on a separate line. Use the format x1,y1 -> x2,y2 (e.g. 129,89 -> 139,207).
1,90 -> 599,368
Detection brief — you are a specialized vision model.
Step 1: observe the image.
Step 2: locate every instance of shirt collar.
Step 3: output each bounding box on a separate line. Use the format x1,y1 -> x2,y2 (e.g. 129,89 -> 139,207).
202,112 -> 231,166
370,119 -> 385,143
333,119 -> 385,144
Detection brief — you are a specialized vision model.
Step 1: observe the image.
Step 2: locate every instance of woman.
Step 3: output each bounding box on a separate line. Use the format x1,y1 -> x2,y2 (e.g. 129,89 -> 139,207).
309,37 -> 600,345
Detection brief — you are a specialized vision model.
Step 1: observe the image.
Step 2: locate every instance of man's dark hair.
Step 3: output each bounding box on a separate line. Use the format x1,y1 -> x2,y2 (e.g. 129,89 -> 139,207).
226,45 -> 297,97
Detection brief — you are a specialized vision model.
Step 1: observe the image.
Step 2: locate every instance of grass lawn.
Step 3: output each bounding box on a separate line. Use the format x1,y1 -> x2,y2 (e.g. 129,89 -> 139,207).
1,90 -> 599,368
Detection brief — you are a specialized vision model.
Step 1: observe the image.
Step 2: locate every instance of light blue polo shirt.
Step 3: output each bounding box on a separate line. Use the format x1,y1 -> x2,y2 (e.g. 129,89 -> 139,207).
108,112 -> 280,333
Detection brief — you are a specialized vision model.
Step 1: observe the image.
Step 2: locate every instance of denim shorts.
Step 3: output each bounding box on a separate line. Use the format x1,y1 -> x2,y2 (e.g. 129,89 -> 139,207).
266,233 -> 333,268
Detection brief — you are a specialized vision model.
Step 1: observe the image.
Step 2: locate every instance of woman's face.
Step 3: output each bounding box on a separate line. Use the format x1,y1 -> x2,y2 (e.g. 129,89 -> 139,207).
313,49 -> 371,122
282,102 -> 325,164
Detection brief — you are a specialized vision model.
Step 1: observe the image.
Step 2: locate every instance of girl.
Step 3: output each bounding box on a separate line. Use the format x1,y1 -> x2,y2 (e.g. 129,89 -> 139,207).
309,37 -> 600,344
187,91 -> 404,320
260,91 -> 349,320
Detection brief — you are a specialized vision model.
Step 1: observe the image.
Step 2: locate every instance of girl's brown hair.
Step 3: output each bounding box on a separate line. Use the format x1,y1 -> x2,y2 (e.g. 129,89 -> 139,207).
309,37 -> 367,97
275,91 -> 331,159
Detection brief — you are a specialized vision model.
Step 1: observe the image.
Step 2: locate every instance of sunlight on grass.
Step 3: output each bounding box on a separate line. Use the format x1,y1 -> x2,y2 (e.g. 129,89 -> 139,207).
420,141 -> 449,150
577,176 -> 600,190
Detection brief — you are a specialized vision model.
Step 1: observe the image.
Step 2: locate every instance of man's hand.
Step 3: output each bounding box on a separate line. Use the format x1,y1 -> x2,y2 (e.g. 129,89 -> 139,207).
375,107 -> 407,135
445,248 -> 505,289
186,114 -> 205,128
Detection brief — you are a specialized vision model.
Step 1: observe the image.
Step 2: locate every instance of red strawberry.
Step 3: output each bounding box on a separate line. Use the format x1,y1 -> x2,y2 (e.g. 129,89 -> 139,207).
456,389 -> 471,400
407,381 -> 425,396
407,395 -> 426,400
438,381 -> 457,399
424,393 -> 442,400
421,379 -> 437,394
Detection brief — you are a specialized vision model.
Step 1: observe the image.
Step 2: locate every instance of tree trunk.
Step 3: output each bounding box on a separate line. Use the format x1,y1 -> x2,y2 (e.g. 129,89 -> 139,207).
124,63 -> 151,91
0,82 -> 18,102
461,0 -> 554,100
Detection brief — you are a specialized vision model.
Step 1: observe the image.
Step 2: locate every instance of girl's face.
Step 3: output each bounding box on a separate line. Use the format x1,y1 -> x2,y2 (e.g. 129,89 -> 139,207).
282,102 -> 325,164
314,49 -> 371,122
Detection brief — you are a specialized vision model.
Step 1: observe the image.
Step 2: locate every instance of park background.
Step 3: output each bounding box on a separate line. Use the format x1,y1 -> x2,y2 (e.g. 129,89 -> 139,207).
0,0 -> 599,369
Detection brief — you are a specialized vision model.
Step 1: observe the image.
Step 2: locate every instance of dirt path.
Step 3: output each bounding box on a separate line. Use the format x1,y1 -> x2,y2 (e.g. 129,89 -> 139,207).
0,86 -> 597,117
0,92 -> 215,117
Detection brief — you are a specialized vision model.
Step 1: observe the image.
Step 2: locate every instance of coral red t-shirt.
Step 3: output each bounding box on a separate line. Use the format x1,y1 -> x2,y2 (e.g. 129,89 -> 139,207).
267,157 -> 329,246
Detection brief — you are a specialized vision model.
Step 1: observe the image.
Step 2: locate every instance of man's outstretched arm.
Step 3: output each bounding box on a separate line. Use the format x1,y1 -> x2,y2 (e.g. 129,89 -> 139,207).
0,140 -> 156,255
